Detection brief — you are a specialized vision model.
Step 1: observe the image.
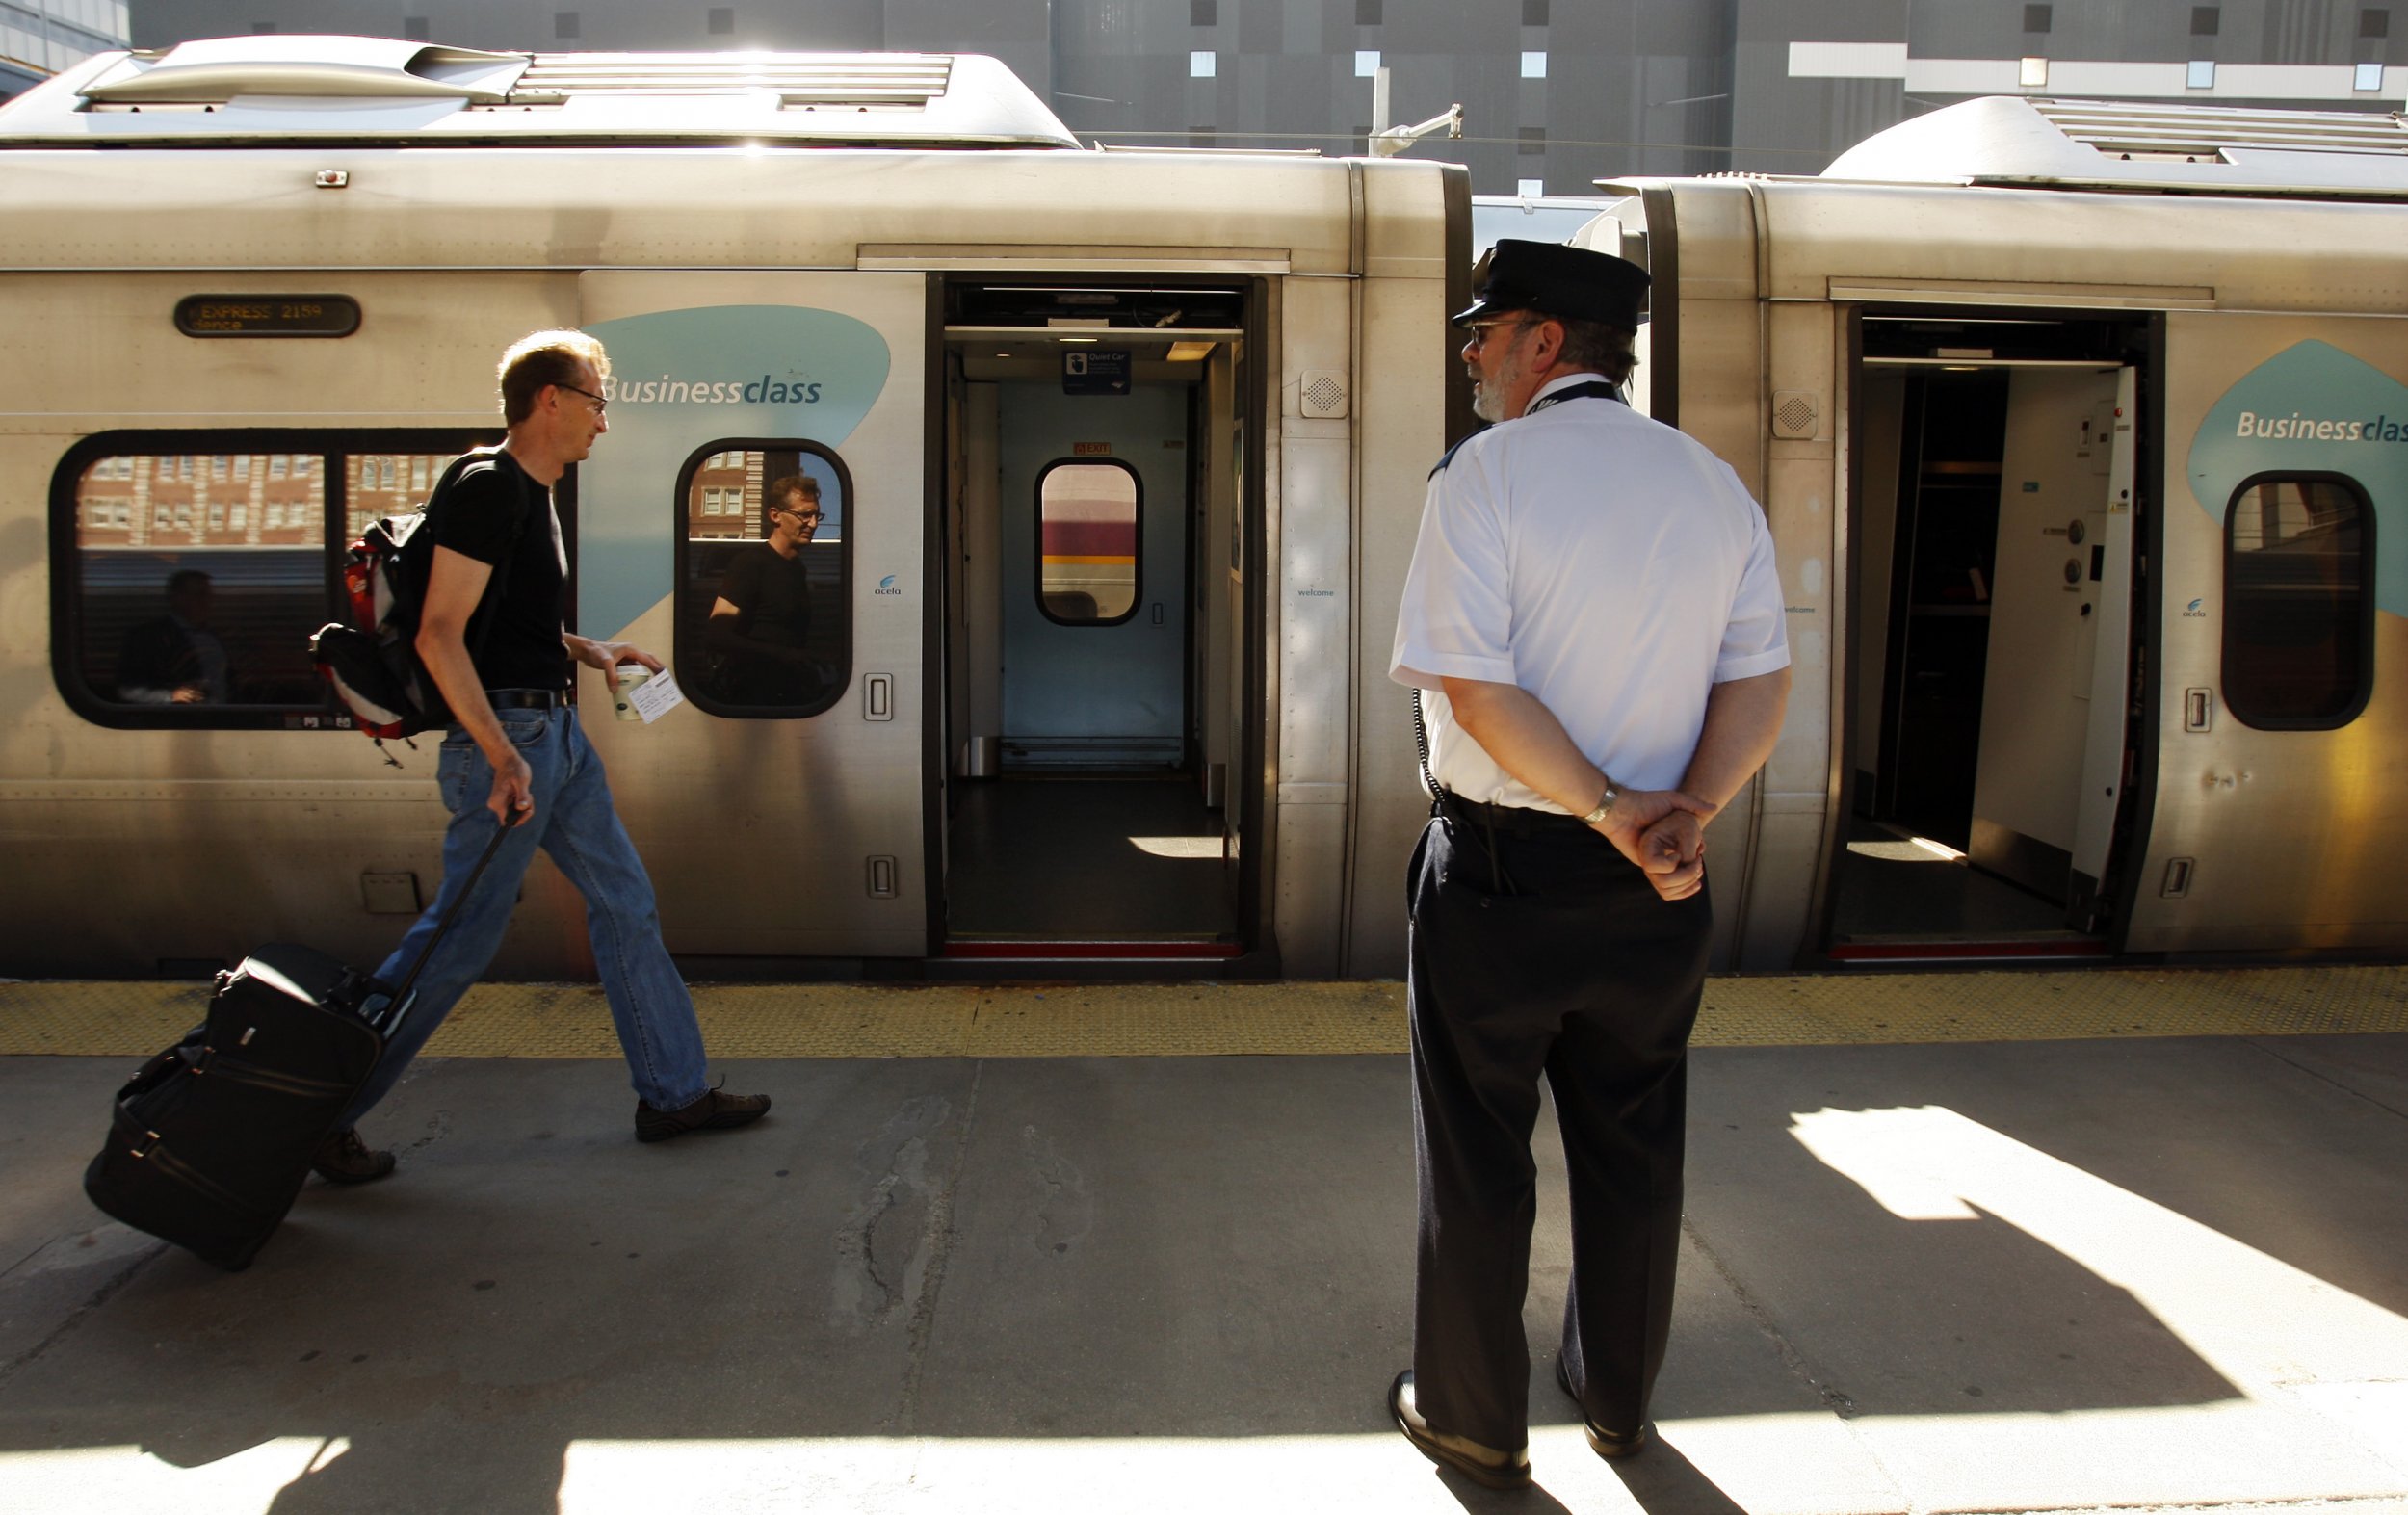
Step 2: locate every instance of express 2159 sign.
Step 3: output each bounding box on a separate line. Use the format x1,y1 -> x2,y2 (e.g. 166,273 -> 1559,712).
174,295 -> 361,338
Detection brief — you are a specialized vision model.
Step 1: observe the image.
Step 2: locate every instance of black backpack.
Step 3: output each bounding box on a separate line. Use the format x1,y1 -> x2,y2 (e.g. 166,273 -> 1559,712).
309,449 -> 527,758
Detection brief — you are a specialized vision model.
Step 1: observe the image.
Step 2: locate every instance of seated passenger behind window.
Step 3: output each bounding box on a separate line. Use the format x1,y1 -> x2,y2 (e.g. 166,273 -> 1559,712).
706,474 -> 829,706
117,567 -> 235,704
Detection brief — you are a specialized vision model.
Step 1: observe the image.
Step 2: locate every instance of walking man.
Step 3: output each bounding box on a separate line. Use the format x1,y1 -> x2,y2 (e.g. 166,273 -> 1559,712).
312,329 -> 770,1184
1386,241 -> 1791,1486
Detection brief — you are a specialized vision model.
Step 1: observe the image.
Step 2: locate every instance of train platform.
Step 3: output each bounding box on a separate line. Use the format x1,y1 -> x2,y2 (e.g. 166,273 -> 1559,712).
0,965 -> 2404,1514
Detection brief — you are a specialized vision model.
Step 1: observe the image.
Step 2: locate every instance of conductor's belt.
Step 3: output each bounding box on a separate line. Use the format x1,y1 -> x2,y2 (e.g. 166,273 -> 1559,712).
1441,794 -> 1590,835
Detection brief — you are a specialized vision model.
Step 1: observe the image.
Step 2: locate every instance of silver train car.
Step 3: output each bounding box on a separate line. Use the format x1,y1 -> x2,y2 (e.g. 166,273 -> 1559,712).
0,40 -> 2399,980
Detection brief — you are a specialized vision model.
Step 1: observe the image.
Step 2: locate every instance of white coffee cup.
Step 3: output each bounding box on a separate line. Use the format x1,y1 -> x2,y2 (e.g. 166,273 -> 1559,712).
612,665 -> 651,722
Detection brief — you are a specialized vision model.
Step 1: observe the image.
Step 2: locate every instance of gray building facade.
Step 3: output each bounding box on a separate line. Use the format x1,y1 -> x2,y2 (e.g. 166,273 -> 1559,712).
4,0 -> 130,99
128,0 -> 2403,188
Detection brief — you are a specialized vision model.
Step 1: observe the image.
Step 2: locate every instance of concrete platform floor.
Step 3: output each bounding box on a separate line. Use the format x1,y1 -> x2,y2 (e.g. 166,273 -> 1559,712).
2,993 -> 2406,1512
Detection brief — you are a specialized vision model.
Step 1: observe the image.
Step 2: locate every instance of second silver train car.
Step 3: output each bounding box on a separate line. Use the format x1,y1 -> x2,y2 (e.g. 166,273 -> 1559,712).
0,42 -> 2398,979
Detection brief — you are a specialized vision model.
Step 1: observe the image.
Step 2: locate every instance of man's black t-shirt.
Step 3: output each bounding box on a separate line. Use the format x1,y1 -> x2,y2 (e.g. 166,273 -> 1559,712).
426,450 -> 569,692
719,544 -> 813,647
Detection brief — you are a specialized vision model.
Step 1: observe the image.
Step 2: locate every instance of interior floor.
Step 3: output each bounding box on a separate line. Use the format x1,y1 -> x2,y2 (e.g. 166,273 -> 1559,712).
1828,816 -> 2087,943
946,775 -> 1236,940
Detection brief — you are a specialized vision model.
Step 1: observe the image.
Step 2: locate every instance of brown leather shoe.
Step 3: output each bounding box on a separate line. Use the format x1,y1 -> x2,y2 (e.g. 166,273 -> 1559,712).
311,1128 -> 396,1185
635,1084 -> 771,1143
1555,1355 -> 1653,1459
1389,1370 -> 1531,1490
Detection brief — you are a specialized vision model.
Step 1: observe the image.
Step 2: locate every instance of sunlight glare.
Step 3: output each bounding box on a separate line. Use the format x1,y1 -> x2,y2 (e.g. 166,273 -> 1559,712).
1128,836 -> 1222,859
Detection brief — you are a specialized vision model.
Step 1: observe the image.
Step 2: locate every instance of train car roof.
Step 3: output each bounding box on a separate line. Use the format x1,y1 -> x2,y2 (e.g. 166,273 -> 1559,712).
1819,95 -> 2408,200
0,35 -> 1083,149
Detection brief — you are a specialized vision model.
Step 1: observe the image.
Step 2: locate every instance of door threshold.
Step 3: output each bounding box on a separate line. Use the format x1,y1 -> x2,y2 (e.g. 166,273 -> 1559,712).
942,938 -> 1243,960
1827,934 -> 2111,963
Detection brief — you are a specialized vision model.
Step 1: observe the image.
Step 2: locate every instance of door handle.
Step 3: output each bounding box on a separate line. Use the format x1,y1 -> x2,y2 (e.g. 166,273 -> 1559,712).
2184,688 -> 2212,733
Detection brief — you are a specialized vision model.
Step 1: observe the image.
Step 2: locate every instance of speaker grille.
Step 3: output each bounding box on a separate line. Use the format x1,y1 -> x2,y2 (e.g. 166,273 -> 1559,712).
1300,371 -> 1348,419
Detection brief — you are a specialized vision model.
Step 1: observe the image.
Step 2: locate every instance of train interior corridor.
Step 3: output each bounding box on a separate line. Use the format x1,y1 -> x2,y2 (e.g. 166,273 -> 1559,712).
1835,317 -> 2144,960
934,282 -> 1249,953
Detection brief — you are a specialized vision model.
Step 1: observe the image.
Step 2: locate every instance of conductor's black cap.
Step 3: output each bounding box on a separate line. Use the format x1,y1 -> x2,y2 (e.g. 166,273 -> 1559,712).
1452,238 -> 1650,330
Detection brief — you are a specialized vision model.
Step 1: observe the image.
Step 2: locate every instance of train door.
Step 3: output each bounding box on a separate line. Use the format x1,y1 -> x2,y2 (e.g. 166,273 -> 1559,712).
574,272 -> 929,959
936,282 -> 1248,958
1837,318 -> 2142,960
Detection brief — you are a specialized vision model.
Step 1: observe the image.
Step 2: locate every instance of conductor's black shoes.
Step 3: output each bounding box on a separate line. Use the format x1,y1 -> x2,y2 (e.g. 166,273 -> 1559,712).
635,1085 -> 772,1143
1555,1355 -> 1653,1460
312,1128 -> 396,1185
1388,1370 -> 1532,1490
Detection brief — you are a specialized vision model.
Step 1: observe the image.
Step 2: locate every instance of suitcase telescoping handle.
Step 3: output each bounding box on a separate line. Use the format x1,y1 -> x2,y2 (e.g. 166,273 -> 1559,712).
382,805 -> 528,1010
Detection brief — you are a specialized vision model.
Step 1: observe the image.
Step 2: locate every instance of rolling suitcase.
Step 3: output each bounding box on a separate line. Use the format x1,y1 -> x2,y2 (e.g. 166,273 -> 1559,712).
83,818 -> 517,1270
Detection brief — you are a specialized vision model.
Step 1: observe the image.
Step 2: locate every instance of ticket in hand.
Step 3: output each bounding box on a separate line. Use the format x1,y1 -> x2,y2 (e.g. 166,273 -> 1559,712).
626,669 -> 686,724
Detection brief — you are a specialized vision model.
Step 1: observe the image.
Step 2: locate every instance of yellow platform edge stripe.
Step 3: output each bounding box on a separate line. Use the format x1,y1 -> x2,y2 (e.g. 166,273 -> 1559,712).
2,966 -> 2406,1059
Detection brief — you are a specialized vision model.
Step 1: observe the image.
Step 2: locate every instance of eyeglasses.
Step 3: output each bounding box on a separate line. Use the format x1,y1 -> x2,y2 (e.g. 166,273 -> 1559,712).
776,507 -> 824,523
1462,318 -> 1537,353
558,382 -> 609,414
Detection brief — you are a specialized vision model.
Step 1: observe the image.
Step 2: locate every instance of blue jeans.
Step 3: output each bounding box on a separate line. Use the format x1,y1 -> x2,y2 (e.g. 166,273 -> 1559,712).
342,704 -> 712,1125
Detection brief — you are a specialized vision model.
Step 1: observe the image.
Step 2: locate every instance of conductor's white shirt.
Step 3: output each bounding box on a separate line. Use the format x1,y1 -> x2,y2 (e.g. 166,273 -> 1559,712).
1390,373 -> 1791,804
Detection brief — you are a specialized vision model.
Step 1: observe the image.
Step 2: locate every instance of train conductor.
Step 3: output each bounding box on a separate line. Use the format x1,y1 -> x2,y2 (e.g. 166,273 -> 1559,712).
1386,239 -> 1792,1487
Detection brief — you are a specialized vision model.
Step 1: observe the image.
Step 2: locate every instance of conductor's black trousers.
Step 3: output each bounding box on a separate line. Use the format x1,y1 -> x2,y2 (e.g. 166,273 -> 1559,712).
1405,800 -> 1714,1450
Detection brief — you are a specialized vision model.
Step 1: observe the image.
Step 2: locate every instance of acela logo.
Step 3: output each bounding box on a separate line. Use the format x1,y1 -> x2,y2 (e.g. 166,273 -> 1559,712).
874,574 -> 903,597
2184,598 -> 2207,618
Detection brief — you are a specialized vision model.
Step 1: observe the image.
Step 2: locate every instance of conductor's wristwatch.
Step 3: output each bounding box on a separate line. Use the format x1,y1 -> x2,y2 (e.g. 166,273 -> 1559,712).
1580,781 -> 1620,826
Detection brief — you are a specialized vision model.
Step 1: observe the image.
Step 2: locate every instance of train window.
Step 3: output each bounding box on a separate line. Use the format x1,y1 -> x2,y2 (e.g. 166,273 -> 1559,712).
2222,474 -> 2374,730
52,432 -> 492,731
1035,459 -> 1140,625
674,441 -> 852,718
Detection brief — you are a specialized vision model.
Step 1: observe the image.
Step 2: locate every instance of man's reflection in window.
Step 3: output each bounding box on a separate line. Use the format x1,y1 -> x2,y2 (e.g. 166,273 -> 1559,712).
116,567 -> 233,704
706,475 -> 830,706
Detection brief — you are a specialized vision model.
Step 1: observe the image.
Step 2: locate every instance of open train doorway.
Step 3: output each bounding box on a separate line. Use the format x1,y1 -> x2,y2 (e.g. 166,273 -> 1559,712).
1834,313 -> 2145,962
934,281 -> 1253,961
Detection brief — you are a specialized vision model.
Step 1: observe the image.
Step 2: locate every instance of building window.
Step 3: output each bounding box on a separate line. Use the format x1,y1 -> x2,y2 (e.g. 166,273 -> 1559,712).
1517,177 -> 1545,196
2019,56 -> 2050,88
2223,475 -> 2373,730
50,431 -> 486,730
2024,4 -> 2052,32
1189,50 -> 1216,78
403,16 -> 429,40
1523,0 -> 1550,24
1034,459 -> 1140,626
2187,59 -> 2217,88
2364,9 -> 2391,37
556,11 -> 580,39
1355,49 -> 1380,77
1355,0 -> 1382,23
676,443 -> 851,718
2191,6 -> 2220,35
1518,126 -> 1546,155
2357,61 -> 2387,89
708,8 -> 734,35
1521,51 -> 1547,79
1191,0 -> 1216,24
